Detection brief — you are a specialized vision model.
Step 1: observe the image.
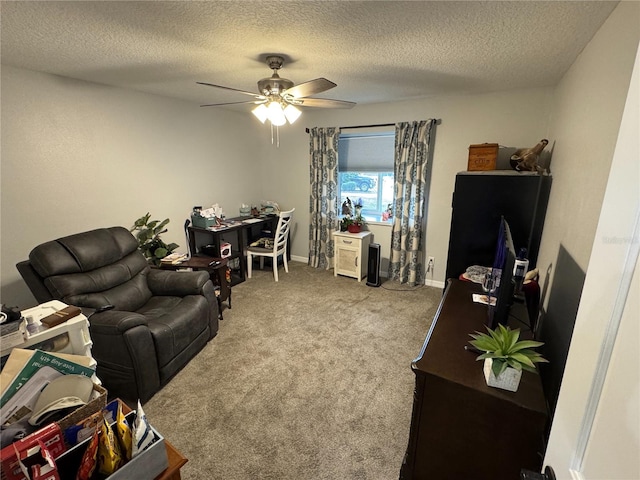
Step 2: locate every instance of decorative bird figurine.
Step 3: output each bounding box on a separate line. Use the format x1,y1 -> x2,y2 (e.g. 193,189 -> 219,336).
510,139 -> 548,173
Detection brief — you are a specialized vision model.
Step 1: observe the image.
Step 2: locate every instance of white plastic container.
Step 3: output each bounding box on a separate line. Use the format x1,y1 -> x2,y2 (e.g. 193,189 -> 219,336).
1,301 -> 94,366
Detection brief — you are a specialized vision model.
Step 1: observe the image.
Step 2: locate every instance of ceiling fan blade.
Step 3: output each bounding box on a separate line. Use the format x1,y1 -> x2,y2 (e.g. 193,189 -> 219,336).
200,100 -> 265,107
284,78 -> 336,98
297,98 -> 356,109
197,82 -> 264,99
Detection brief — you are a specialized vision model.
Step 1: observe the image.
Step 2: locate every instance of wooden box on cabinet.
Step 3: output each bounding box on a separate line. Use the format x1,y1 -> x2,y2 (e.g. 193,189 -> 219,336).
332,231 -> 372,282
467,143 -> 499,171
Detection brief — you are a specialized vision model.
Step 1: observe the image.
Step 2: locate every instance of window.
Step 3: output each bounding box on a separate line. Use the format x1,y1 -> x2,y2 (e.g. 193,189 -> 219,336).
338,131 -> 395,222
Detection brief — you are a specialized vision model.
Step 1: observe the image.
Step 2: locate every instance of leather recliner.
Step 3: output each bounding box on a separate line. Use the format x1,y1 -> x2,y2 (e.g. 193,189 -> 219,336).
16,226 -> 219,403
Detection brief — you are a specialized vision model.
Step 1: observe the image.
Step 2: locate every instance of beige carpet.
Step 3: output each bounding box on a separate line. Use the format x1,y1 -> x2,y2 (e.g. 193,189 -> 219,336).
143,262 -> 442,480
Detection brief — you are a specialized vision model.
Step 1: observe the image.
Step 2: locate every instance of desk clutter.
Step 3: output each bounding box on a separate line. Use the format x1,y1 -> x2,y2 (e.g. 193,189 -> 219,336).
0,347 -> 167,480
191,202 -> 281,231
186,210 -> 281,286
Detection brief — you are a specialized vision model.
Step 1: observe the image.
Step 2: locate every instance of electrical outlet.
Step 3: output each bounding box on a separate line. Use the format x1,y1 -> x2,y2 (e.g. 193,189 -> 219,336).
427,256 -> 435,273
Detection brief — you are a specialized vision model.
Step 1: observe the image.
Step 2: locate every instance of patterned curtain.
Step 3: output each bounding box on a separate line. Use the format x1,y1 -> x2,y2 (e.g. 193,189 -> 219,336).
388,120 -> 435,285
308,127 -> 340,269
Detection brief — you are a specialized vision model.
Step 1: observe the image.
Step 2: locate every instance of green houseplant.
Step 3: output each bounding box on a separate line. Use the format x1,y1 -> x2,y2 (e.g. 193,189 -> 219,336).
469,324 -> 547,391
347,213 -> 365,233
130,213 -> 179,266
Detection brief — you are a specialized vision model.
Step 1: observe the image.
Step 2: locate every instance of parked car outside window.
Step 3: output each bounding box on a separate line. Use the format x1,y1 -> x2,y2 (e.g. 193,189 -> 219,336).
340,173 -> 377,192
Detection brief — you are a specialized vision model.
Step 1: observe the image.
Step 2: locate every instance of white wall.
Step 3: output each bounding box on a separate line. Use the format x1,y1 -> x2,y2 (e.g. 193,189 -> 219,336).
542,2 -> 640,477
264,88 -> 555,282
0,65 -> 263,308
545,37 -> 639,479
537,0 -> 640,278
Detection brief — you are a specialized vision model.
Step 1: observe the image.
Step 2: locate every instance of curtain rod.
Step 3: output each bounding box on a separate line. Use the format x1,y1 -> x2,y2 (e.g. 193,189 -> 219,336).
305,119 -> 440,133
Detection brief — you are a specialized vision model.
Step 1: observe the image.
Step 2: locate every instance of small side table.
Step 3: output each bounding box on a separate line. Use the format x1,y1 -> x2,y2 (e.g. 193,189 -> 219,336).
332,231 -> 373,281
160,256 -> 231,320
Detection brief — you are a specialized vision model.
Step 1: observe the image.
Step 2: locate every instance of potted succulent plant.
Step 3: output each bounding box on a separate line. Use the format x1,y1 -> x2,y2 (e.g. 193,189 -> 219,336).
468,324 -> 547,392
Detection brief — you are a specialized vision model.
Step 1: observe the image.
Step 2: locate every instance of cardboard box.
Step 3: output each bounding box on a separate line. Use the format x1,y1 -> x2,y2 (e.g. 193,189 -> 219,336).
0,424 -> 66,480
467,143 -> 499,171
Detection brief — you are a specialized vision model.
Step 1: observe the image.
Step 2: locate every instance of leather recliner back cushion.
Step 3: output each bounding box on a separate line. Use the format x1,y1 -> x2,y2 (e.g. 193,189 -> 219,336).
30,227 -> 153,311
45,252 -> 153,311
30,227 -> 139,277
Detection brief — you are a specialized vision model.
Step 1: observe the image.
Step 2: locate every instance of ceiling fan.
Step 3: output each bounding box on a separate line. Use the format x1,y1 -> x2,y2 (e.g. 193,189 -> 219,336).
197,55 -> 356,127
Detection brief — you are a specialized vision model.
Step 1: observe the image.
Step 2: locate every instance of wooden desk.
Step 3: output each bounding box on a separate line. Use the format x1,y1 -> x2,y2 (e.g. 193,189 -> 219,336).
188,215 -> 278,285
400,279 -> 548,480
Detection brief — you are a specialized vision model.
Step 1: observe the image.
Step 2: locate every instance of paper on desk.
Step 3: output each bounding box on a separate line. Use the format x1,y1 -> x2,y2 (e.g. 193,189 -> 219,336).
242,218 -> 263,224
472,294 -> 497,306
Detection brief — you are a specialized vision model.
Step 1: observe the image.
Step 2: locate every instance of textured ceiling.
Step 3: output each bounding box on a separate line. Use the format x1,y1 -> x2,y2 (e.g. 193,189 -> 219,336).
1,1 -> 618,107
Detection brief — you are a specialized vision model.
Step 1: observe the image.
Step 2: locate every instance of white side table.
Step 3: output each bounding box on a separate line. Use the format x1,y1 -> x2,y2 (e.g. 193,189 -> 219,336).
1,300 -> 94,366
333,230 -> 373,281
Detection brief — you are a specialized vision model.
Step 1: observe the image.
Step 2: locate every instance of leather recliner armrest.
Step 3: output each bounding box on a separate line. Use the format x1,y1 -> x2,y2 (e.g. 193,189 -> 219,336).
88,309 -> 160,403
147,268 -> 210,296
88,309 -> 148,335
147,269 -> 219,338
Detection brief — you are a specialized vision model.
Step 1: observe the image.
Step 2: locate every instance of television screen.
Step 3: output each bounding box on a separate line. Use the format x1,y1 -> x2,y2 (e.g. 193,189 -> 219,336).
487,217 -> 516,329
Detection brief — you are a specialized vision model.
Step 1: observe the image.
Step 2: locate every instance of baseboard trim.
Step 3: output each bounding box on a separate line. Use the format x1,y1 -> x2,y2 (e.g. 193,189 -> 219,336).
424,278 -> 446,289
293,256 -> 445,289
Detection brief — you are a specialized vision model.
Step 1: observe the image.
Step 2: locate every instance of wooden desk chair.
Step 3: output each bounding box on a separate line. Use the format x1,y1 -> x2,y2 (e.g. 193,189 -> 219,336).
246,208 -> 294,282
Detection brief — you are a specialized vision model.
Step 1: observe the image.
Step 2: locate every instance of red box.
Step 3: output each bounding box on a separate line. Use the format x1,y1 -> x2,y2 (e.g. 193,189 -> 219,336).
1,424 -> 66,480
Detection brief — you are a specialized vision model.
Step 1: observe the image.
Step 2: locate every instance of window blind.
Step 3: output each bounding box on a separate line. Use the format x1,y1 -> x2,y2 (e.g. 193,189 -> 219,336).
338,133 -> 395,172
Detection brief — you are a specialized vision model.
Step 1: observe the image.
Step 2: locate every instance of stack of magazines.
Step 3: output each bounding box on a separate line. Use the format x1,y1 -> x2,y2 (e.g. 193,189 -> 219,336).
160,252 -> 188,265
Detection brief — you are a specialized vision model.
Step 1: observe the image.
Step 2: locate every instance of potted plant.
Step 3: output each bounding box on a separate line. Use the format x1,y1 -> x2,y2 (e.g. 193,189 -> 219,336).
347,213 -> 365,233
130,213 -> 179,266
468,324 -> 547,392
339,199 -> 366,233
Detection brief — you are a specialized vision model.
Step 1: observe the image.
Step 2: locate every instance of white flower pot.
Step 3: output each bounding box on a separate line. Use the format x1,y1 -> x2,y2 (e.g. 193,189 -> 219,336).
483,358 -> 522,392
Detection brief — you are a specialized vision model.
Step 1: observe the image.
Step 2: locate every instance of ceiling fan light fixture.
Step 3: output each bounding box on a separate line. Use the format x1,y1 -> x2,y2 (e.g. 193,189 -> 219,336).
283,104 -> 302,124
252,104 -> 269,123
267,101 -> 286,126
199,54 -> 355,143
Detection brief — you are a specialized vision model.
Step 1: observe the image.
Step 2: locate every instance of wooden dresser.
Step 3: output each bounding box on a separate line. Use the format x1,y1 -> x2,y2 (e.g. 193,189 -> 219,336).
399,279 -> 548,480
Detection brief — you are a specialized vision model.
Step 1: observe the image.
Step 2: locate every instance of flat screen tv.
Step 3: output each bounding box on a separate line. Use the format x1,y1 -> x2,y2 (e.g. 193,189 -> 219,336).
487,216 -> 516,329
